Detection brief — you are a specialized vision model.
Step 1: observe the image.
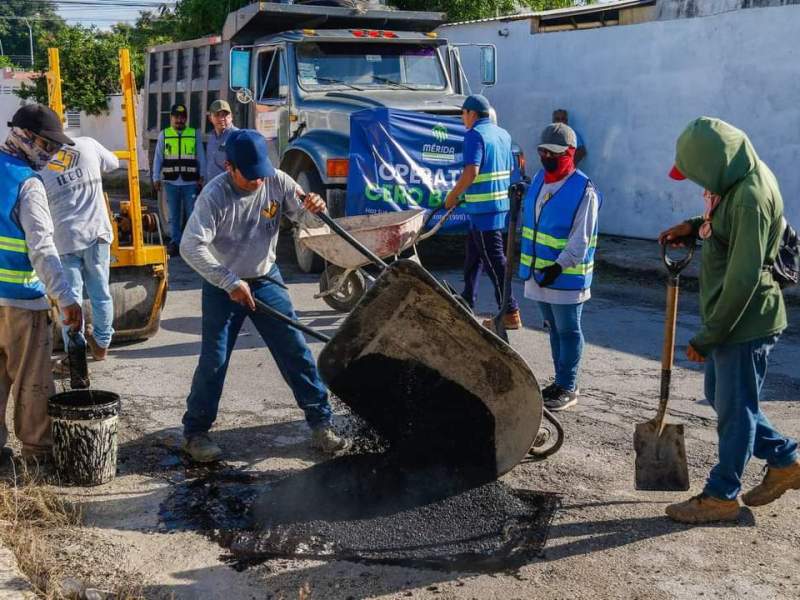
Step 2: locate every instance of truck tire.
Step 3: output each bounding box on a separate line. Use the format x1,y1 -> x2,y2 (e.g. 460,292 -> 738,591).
293,169 -> 325,273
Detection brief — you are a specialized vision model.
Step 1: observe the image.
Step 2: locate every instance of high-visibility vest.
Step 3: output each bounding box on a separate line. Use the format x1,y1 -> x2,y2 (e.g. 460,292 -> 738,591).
463,120 -> 513,215
518,169 -> 601,291
162,126 -> 199,181
0,152 -> 46,300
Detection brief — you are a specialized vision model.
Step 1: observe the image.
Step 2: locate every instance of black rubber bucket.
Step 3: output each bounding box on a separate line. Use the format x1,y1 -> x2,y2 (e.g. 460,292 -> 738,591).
48,390 -> 121,486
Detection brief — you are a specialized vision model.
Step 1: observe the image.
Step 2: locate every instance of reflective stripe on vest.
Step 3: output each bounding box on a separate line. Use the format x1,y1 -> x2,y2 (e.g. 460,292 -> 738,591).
518,169 -> 601,291
0,152 -> 46,300
463,120 -> 513,215
162,127 -> 199,182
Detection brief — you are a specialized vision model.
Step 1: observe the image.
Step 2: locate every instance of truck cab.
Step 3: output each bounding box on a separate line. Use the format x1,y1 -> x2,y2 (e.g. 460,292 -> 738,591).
143,2 -> 512,272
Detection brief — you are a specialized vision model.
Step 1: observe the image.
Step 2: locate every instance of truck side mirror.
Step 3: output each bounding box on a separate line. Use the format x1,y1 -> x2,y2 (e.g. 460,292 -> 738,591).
480,46 -> 496,87
230,48 -> 252,96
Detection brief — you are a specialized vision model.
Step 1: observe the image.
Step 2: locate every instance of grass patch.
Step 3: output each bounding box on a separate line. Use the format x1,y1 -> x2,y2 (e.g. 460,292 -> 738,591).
0,463 -> 144,599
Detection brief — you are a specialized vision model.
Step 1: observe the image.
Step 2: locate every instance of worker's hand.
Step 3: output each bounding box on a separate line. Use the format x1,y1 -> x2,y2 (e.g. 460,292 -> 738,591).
535,263 -> 563,288
62,303 -> 83,331
658,222 -> 694,247
302,192 -> 326,214
229,281 -> 256,311
153,180 -> 161,194
686,343 -> 705,363
444,191 -> 460,210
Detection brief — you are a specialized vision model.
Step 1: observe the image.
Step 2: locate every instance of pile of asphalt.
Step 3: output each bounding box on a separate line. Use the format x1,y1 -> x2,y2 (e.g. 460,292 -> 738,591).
159,335 -> 557,572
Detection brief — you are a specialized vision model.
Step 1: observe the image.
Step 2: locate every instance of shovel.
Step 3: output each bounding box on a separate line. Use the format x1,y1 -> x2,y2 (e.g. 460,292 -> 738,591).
634,240 -> 694,491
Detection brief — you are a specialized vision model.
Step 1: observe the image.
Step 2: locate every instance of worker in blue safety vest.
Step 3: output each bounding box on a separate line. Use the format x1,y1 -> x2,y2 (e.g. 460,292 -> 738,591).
518,123 -> 601,412
445,94 -> 521,330
0,104 -> 82,466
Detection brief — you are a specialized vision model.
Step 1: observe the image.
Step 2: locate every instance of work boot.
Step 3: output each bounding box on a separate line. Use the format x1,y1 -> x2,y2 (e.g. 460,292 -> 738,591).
311,427 -> 351,455
544,386 -> 579,412
665,493 -> 741,524
86,333 -> 108,361
481,310 -> 523,332
742,460 -> 800,507
182,434 -> 222,463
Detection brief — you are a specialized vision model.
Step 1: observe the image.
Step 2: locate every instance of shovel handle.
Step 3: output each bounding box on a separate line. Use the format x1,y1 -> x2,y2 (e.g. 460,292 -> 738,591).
253,298 -> 331,344
414,201 -> 462,244
656,273 -> 680,430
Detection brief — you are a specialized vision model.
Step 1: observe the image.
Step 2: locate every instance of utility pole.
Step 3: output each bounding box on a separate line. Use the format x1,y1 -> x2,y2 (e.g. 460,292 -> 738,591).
23,18 -> 33,68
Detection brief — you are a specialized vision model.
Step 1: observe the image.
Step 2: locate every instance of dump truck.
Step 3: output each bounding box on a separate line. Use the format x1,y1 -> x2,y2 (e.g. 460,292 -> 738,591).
142,0 -> 516,272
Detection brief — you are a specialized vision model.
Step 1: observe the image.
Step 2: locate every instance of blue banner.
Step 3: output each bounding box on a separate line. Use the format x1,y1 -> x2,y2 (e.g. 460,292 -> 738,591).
346,108 -> 470,232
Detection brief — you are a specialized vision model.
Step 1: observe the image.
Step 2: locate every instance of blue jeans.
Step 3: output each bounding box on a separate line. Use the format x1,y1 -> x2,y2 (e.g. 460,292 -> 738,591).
703,335 -> 799,500
164,183 -> 197,244
537,301 -> 584,392
60,240 -> 114,349
461,226 -> 519,313
182,265 -> 333,437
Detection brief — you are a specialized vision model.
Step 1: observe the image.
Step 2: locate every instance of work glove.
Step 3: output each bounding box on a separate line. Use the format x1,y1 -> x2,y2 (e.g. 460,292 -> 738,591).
535,263 -> 562,288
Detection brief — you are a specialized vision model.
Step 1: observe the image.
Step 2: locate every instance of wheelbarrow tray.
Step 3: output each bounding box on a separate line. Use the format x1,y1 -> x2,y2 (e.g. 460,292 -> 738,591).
298,208 -> 426,270
318,259 -> 543,478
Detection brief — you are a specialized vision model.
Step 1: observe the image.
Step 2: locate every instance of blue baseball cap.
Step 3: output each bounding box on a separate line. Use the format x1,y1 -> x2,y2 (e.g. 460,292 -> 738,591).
462,94 -> 492,115
225,129 -> 276,180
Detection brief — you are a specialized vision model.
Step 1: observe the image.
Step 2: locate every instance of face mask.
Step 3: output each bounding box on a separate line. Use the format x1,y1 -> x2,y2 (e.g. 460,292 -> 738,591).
541,156 -> 560,172
0,128 -> 56,170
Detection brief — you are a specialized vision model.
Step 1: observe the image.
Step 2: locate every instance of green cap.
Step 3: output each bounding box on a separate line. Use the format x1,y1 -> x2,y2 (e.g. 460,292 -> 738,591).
208,99 -> 232,114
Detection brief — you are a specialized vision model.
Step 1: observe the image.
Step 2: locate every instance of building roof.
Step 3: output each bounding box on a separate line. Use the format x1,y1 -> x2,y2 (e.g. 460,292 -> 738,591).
440,0 -> 655,27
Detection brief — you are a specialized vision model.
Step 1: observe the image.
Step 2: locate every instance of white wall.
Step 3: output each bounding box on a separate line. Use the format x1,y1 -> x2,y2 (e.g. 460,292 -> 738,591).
73,93 -> 149,172
0,94 -> 26,141
443,5 -> 800,239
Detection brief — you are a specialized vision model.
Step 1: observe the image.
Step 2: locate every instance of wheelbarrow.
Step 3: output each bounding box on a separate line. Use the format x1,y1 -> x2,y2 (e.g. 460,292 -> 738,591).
255,198 -> 564,477
296,205 -> 457,312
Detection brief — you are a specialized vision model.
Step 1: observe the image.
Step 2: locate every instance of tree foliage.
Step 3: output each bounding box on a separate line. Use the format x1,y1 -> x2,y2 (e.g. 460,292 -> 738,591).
16,26 -> 135,115
0,0 -> 65,69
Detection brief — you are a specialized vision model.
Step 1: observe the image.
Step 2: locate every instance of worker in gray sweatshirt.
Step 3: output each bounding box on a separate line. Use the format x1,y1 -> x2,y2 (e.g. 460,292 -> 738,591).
179,129 -> 348,462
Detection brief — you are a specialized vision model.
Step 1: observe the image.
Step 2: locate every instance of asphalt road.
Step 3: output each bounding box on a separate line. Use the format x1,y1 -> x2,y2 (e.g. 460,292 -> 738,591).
54,241 -> 800,600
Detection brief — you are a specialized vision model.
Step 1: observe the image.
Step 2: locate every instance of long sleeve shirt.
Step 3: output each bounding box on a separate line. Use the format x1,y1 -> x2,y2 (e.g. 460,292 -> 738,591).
204,125 -> 238,182
1,177 -> 80,311
524,176 -> 600,305
152,128 -> 206,186
180,170 -> 320,292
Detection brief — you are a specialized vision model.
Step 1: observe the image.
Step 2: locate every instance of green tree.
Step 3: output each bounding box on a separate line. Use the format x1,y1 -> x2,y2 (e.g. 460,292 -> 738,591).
0,0 -> 65,69
16,25 -> 135,115
0,55 -> 14,69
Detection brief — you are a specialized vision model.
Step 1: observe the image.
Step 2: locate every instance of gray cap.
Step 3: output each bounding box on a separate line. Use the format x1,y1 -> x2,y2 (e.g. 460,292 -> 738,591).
538,122 -> 577,153
209,99 -> 232,114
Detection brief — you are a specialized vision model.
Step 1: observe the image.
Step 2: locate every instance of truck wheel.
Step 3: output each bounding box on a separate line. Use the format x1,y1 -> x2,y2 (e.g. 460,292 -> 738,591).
293,169 -> 325,273
319,266 -> 366,313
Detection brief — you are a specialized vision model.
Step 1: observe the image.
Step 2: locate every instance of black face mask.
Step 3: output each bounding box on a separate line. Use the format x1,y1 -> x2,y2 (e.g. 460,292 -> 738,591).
541,156 -> 559,172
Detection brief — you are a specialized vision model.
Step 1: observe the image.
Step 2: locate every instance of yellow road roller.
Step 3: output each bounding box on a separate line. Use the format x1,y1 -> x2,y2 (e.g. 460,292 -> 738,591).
47,48 -> 168,345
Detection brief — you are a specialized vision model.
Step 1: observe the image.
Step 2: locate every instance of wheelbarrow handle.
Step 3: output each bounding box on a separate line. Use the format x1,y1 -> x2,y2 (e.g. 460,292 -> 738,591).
660,237 -> 695,278
414,201 -> 463,244
493,183 -> 525,343
528,408 -> 565,460
312,209 -> 389,270
253,298 -> 331,344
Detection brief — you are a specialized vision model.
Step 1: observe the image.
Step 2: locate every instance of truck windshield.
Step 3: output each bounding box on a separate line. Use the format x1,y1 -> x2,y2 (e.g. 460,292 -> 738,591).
296,42 -> 447,91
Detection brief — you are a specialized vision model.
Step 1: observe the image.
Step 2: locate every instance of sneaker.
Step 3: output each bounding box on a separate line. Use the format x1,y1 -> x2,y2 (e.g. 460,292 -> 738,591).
742,459 -> 800,507
540,382 -> 559,400
86,333 -> 108,361
182,434 -> 222,463
544,386 -> 579,412
665,493 -> 741,524
311,427 -> 351,455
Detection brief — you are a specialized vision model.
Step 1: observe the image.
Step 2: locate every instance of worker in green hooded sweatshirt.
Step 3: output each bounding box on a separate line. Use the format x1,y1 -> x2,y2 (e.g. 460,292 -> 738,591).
659,117 -> 799,524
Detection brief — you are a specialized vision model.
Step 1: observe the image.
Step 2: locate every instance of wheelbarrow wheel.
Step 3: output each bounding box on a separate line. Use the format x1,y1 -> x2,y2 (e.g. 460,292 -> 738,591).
319,266 -> 366,313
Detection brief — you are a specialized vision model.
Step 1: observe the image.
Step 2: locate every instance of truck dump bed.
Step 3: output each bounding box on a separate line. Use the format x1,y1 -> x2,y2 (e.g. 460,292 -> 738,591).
224,2 -> 446,42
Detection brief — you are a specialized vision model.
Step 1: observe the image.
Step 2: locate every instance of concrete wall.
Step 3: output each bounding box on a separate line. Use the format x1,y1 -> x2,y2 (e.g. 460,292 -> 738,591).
443,5 -> 800,239
656,0 -> 800,20
71,93 -> 149,172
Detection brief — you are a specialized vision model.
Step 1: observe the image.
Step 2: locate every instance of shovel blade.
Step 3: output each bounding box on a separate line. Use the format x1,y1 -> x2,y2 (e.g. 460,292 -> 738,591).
634,420 -> 690,491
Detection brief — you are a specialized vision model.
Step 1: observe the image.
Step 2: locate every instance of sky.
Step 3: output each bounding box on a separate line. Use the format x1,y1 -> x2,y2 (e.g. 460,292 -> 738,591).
55,1 -> 177,29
